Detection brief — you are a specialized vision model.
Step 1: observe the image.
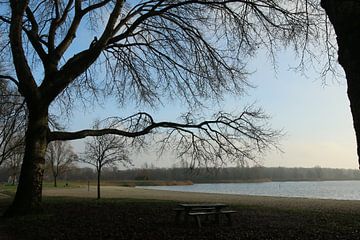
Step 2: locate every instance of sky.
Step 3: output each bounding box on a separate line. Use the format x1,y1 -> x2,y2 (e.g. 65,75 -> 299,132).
67,46 -> 357,170
243,52 -> 357,169
49,2 -> 358,170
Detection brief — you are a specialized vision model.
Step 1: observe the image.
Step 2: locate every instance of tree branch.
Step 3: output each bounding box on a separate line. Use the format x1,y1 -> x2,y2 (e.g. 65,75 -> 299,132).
41,0 -> 125,103
49,109 -> 279,167
9,1 -> 39,103
48,0 -> 74,53
0,75 -> 19,87
51,0 -> 82,61
24,7 -> 48,63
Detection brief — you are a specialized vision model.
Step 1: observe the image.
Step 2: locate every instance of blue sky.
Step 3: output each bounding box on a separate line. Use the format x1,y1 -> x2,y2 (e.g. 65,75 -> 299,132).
243,51 -> 356,169
67,47 -> 357,169
54,4 -> 357,170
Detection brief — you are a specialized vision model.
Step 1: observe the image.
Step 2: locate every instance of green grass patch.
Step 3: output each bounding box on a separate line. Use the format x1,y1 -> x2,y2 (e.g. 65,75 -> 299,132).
0,184 -> 17,197
0,181 -> 81,197
42,180 -> 82,189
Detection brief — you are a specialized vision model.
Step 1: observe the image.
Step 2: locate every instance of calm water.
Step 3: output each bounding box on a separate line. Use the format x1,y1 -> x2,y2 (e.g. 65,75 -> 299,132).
139,181 -> 360,200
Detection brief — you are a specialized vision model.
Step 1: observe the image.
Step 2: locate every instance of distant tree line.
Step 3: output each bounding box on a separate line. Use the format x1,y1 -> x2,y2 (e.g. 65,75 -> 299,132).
109,166 -> 360,182
3,165 -> 360,183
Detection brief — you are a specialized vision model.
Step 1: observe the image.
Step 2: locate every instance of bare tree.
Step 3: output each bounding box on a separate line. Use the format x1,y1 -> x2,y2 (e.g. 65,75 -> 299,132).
80,121 -> 131,199
0,1 -> 318,216
46,141 -> 77,187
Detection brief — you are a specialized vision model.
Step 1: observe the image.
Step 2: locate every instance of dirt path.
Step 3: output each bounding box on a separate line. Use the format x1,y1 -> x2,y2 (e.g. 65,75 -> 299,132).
43,185 -> 360,213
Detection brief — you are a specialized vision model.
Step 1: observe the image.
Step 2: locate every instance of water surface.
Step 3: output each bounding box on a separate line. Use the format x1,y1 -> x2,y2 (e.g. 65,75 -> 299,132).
139,181 -> 360,200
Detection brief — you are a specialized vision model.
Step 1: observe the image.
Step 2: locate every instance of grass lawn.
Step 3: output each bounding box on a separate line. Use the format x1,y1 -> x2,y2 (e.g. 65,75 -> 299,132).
1,196 -> 360,240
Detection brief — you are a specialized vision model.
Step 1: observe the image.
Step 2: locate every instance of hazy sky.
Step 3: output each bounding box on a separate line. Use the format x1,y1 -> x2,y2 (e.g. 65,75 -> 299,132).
67,46 -> 357,170
57,6 -> 357,170
244,51 -> 356,169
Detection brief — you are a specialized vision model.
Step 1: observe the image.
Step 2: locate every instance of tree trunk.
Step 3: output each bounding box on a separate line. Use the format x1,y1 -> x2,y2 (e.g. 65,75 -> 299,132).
97,169 -> 101,199
321,0 -> 360,167
54,176 -> 57,188
11,174 -> 16,185
4,108 -> 49,217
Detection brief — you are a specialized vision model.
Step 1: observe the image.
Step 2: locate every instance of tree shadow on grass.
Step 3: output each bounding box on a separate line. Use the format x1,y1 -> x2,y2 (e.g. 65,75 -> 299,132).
1,198 -> 360,240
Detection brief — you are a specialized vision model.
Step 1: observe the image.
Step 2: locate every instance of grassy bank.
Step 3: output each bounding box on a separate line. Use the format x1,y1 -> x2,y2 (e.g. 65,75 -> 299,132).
0,179 -> 193,192
1,197 -> 360,240
99,180 -> 193,187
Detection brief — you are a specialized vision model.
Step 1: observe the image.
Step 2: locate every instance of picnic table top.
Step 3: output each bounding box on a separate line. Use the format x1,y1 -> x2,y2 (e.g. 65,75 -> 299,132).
178,203 -> 228,208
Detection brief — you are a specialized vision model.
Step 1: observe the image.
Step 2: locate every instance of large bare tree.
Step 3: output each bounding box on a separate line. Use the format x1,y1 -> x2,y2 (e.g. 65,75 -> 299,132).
320,1 -> 360,168
0,1 -> 320,216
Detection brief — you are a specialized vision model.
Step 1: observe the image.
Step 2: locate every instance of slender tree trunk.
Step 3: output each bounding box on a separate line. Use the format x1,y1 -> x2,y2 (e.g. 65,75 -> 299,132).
54,175 -> 57,188
97,169 -> 101,199
321,0 -> 360,167
4,108 -> 49,216
11,174 -> 16,185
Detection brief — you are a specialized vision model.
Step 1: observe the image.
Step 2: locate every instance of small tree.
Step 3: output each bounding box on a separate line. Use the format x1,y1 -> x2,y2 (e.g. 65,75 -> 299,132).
80,121 -> 130,199
46,141 -> 77,187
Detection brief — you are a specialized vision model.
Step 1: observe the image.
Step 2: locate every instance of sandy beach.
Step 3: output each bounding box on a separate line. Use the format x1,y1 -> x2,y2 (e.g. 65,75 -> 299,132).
42,185 -> 360,213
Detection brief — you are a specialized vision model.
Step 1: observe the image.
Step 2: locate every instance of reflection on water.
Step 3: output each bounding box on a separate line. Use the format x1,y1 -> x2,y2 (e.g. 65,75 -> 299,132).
139,181 -> 360,200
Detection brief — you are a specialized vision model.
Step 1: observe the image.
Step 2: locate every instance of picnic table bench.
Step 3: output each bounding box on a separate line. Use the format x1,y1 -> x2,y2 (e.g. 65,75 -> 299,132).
174,203 -> 237,228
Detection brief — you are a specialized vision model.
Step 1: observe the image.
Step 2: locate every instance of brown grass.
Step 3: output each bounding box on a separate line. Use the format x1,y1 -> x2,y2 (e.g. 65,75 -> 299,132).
42,185 -> 360,213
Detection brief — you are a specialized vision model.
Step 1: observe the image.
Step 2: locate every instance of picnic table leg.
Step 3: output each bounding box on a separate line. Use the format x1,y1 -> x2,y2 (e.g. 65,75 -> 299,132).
205,214 -> 210,222
215,207 -> 221,224
215,213 -> 220,224
175,211 -> 181,224
195,216 -> 202,228
225,213 -> 233,226
184,210 -> 189,225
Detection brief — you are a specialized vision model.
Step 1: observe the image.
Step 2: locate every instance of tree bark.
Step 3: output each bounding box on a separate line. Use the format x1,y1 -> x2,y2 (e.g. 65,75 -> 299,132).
97,169 -> 101,199
4,108 -> 49,216
321,0 -> 360,167
54,176 -> 57,188
53,167 -> 58,187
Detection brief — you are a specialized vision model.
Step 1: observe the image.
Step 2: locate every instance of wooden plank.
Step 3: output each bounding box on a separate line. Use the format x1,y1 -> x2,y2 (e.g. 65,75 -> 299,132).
174,203 -> 236,227
219,210 -> 237,226
179,203 -> 227,208
219,210 -> 237,214
187,211 -> 216,216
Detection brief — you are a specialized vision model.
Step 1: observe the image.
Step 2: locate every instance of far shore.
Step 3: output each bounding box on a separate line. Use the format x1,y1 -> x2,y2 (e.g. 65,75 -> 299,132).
41,185 -> 360,213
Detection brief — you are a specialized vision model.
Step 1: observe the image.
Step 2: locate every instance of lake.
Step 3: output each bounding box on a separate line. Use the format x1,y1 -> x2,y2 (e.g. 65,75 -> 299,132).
139,181 -> 360,200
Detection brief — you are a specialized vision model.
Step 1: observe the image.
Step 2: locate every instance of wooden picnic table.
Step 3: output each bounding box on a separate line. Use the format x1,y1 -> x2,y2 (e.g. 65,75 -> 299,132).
174,203 -> 236,227
179,203 -> 228,209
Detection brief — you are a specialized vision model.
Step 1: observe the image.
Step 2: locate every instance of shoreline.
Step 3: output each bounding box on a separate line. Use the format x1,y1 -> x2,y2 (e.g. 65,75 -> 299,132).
42,185 -> 360,213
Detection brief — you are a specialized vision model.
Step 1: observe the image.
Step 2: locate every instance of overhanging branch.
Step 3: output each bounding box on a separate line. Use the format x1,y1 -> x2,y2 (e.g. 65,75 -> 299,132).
49,109 -> 280,167
0,75 -> 19,87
